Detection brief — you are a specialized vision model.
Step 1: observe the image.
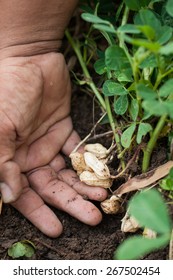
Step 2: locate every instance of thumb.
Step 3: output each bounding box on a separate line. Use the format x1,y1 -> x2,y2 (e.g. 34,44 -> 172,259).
0,161 -> 23,203
0,116 -> 23,203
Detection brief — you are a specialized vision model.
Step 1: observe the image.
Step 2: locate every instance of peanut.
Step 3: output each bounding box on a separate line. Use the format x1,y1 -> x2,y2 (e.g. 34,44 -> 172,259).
79,170 -> 113,188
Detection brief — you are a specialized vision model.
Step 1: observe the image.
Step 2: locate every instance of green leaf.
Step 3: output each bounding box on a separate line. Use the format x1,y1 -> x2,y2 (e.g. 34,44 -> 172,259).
134,9 -> 172,44
118,24 -> 141,34
129,189 -> 172,234
142,100 -> 168,116
81,13 -> 109,24
160,178 -> 173,191
123,0 -> 151,11
157,25 -> 172,45
24,244 -> 35,258
125,37 -> 160,52
159,42 -> 173,55
115,234 -> 169,260
8,241 -> 35,259
129,99 -> 139,121
139,54 -> 157,69
114,95 -> 129,115
166,0 -> 173,17
102,80 -> 128,96
134,9 -> 161,32
137,25 -> 155,40
121,123 -> 136,148
105,45 -> 132,74
8,243 -> 26,259
116,70 -> 133,82
94,58 -> 107,75
164,101 -> 173,119
137,84 -> 157,100
159,79 -> 173,97
136,122 -> 152,144
93,23 -> 116,33
142,110 -> 153,121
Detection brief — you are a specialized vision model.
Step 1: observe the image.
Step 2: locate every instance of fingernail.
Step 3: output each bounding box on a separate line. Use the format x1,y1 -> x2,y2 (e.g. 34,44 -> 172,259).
0,182 -> 15,203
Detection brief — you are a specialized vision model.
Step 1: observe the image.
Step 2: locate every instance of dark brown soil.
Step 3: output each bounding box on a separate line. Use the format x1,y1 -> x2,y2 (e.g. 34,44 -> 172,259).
0,88 -> 170,260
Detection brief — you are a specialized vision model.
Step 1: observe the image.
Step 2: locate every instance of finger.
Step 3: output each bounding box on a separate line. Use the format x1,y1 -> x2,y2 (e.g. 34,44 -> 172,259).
28,166 -> 103,226
0,161 -> 23,203
57,169 -> 108,201
61,130 -> 84,156
49,154 -> 66,172
0,119 -> 23,203
11,175 -> 63,238
14,117 -> 73,172
49,154 -> 108,201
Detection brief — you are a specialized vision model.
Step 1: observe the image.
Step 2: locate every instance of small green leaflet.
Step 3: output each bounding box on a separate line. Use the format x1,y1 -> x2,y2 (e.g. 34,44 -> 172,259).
105,45 -> 132,80
93,23 -> 116,33
160,167 -> 173,192
159,79 -> 173,98
137,84 -> 157,100
121,123 -> 136,148
8,241 -> 35,259
137,25 -> 155,40
139,54 -> 157,69
136,122 -> 152,144
114,95 -> 129,115
94,58 -> 107,75
160,42 -> 173,55
118,24 -> 141,34
102,80 -> 128,96
81,13 -> 109,24
142,100 -> 169,117
129,99 -> 139,121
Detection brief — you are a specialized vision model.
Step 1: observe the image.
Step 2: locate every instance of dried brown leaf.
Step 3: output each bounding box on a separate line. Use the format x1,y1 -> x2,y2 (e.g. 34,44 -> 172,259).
114,161 -> 173,196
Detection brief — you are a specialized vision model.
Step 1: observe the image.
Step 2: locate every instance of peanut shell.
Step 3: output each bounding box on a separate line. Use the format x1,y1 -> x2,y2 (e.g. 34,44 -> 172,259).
84,143 -> 108,159
69,152 -> 87,175
79,170 -> 113,188
83,152 -> 110,179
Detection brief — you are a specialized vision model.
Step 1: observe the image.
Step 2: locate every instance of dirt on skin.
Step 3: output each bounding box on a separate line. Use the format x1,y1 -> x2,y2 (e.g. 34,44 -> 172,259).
0,87 -> 171,260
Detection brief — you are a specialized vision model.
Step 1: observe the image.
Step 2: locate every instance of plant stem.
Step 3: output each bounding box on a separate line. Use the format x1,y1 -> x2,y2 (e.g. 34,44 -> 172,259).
142,114 -> 167,172
104,96 -> 125,169
66,29 -> 125,169
65,29 -> 106,110
117,6 -> 132,66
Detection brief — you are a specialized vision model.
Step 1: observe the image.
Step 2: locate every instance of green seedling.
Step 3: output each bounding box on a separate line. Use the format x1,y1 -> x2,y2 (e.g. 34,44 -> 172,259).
8,240 -> 35,259
115,188 -> 172,260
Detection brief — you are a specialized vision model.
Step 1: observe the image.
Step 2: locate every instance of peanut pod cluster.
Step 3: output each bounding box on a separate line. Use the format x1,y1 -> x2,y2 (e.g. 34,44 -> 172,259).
69,143 -> 113,188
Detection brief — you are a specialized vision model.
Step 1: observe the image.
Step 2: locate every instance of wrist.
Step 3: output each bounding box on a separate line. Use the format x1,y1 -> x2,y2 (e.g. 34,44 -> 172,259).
0,41 -> 62,60
0,0 -> 78,59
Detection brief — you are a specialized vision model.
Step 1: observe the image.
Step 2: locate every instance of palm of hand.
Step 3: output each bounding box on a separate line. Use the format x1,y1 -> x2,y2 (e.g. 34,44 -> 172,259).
0,53 -> 107,237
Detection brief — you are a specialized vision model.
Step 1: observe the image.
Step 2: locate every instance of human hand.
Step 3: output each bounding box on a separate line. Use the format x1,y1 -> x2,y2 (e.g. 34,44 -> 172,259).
0,53 -> 107,237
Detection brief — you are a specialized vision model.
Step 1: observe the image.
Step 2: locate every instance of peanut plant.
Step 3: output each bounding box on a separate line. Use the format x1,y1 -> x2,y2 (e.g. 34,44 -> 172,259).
66,0 -> 173,259
66,0 -> 173,172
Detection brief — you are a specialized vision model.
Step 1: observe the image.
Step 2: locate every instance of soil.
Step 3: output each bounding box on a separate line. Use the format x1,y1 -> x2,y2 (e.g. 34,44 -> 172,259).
0,88 -> 171,260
